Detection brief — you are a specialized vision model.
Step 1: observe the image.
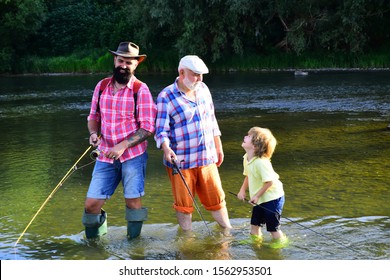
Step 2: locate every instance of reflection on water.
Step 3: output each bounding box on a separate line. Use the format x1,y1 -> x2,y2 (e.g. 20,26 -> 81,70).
0,72 -> 389,260
10,216 -> 389,260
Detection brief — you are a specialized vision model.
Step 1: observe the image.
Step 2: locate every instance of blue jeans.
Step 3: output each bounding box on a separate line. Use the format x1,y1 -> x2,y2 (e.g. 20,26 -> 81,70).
86,152 -> 148,200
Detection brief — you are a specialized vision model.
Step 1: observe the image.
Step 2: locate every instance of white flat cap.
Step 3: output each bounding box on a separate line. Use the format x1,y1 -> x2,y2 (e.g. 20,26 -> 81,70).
178,55 -> 209,74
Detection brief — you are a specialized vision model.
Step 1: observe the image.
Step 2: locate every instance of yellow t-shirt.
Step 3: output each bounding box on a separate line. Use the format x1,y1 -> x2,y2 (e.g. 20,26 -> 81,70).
243,154 -> 284,204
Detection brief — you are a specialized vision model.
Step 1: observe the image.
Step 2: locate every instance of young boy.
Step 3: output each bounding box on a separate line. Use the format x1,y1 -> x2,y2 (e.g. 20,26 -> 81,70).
237,127 -> 286,242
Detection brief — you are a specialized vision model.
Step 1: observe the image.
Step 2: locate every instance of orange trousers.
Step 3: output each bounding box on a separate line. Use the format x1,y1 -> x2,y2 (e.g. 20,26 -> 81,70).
166,164 -> 226,214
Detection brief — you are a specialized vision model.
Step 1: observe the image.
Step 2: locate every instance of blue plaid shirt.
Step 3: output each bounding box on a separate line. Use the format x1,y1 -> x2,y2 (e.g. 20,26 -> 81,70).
155,78 -> 221,169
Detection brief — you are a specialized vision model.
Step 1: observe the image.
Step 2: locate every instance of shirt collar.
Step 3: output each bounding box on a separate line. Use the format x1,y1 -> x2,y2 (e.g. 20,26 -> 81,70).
244,153 -> 258,164
174,77 -> 185,97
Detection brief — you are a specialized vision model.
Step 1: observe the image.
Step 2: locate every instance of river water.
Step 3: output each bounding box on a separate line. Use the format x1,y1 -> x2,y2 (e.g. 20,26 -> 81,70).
0,71 -> 389,260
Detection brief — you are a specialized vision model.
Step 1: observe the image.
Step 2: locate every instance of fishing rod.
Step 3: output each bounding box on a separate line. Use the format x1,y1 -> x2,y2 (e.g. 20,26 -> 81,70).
14,145 -> 95,247
227,191 -> 361,255
171,159 -> 212,236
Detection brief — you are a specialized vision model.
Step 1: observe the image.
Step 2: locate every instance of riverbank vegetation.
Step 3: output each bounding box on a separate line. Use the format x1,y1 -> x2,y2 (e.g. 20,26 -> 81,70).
1,0 -> 390,74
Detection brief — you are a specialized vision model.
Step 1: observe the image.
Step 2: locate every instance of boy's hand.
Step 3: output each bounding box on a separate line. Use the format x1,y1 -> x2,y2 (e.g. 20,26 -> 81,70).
237,190 -> 246,201
249,195 -> 260,205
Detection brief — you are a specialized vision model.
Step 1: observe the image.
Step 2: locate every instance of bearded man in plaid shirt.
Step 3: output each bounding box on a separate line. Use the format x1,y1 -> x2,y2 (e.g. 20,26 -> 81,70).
83,42 -> 156,239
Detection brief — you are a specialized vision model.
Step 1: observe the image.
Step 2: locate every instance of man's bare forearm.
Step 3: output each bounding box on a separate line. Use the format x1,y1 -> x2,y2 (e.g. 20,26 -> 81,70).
126,128 -> 152,148
88,120 -> 100,135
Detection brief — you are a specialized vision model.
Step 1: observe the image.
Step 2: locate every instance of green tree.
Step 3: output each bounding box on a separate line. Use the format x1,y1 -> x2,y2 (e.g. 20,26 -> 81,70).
0,0 -> 47,72
31,0 -> 120,56
1,0 -> 390,73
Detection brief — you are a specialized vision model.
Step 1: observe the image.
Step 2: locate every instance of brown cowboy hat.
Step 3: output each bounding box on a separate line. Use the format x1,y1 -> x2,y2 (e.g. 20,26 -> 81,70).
109,42 -> 147,63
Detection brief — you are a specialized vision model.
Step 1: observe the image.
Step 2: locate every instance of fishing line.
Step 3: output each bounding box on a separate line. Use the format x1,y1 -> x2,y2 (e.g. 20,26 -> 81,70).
228,191 -> 362,255
14,145 -> 95,247
171,159 -> 213,236
60,159 -> 96,182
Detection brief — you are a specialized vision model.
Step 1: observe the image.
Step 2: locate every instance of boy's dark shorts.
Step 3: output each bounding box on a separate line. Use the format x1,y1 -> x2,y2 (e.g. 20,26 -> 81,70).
251,196 -> 285,232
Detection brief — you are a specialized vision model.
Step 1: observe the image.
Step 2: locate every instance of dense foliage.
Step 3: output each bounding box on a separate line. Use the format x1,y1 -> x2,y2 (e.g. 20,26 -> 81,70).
1,0 -> 389,73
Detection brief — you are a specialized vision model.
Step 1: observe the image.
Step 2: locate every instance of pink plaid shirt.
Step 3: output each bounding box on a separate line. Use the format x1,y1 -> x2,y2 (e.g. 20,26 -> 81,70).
88,76 -> 156,163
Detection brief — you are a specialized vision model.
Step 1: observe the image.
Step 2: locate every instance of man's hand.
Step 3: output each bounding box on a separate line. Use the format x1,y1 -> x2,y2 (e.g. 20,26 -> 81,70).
105,141 -> 127,160
89,132 -> 100,147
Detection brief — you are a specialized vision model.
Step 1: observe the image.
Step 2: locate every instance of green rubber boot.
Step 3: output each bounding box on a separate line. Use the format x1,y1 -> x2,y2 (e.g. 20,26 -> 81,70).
82,209 -> 107,239
125,207 -> 148,239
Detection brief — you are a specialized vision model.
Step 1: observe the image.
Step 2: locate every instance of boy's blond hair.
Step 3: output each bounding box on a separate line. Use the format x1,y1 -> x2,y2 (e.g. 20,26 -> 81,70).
248,127 -> 277,158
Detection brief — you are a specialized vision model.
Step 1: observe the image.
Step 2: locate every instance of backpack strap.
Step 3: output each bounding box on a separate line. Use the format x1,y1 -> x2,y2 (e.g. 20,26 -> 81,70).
96,77 -> 111,114
132,78 -> 142,119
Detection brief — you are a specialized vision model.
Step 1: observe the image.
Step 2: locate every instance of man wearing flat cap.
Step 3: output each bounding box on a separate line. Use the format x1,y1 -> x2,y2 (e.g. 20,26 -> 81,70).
155,55 -> 232,232
83,42 -> 156,239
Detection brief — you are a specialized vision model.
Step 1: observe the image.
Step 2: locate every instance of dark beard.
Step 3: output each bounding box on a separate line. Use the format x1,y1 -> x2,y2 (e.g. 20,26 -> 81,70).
113,66 -> 132,84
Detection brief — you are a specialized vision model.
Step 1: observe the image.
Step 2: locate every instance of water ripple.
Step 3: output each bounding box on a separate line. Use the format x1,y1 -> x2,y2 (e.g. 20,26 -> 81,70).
5,216 -> 389,260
